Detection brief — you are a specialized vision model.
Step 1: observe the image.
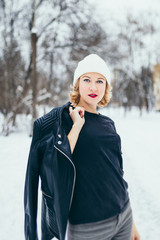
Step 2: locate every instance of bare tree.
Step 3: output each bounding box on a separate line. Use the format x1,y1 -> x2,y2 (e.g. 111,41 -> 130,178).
111,12 -> 157,113
0,0 -> 109,135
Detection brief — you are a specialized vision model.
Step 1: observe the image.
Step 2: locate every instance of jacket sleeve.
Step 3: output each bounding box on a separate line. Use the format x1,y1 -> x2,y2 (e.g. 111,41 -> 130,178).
24,120 -> 41,240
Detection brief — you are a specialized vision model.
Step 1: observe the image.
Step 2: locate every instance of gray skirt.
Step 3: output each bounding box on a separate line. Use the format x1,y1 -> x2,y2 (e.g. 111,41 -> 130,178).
65,201 -> 133,240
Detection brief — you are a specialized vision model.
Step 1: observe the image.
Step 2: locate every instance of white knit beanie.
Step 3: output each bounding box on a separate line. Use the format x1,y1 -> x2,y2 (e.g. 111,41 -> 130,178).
73,54 -> 111,86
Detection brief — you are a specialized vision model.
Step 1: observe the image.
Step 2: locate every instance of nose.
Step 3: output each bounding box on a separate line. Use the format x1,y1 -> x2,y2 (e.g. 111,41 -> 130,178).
89,83 -> 97,91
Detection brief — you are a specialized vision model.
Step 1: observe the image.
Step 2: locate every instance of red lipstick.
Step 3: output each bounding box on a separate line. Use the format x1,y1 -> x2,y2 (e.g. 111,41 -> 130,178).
88,94 -> 97,98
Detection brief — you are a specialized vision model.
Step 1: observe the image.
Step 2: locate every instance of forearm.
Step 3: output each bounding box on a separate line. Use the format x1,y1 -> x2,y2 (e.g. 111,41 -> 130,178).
67,123 -> 83,154
132,219 -> 141,240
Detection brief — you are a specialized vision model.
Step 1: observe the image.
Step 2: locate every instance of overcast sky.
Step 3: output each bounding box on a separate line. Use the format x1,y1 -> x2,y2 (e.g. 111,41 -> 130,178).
87,0 -> 160,23
86,0 -> 160,70
88,0 -> 160,12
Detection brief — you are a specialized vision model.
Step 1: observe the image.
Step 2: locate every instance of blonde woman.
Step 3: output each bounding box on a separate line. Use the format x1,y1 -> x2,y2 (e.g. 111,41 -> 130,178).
24,54 -> 140,240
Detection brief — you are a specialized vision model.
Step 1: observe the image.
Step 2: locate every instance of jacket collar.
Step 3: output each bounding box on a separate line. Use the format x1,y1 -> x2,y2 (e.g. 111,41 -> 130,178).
58,100 -> 72,127
54,101 -> 73,161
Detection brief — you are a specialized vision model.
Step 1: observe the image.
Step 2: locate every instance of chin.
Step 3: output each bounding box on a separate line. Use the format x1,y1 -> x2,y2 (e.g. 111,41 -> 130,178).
87,100 -> 99,106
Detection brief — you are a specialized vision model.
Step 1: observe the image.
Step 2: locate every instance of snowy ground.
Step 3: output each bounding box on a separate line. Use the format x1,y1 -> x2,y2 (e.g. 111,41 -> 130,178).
0,107 -> 160,240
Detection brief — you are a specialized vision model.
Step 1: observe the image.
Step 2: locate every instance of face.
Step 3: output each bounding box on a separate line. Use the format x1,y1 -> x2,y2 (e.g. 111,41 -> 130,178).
78,72 -> 107,107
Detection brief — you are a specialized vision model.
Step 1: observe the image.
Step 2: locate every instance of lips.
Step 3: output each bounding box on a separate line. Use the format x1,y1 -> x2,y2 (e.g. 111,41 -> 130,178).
88,94 -> 97,98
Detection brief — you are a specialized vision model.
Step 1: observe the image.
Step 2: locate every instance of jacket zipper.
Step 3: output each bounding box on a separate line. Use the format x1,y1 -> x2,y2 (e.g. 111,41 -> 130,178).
42,190 -> 52,199
54,144 -> 76,211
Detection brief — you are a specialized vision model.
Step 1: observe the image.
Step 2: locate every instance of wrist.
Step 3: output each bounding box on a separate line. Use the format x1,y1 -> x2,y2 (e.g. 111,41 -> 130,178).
73,122 -> 83,130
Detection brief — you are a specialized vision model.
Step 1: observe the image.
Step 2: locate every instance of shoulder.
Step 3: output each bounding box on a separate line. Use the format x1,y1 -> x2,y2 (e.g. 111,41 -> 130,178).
36,107 -> 58,127
34,106 -> 60,139
99,113 -> 115,124
33,101 -> 71,139
99,113 -> 117,132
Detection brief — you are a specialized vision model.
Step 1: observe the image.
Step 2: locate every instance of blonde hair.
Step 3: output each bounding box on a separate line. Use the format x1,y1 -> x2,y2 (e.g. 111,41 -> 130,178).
69,77 -> 112,108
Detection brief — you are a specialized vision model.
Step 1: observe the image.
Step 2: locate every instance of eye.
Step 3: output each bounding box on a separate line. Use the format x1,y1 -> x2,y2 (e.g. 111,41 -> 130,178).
83,79 -> 90,82
97,80 -> 103,83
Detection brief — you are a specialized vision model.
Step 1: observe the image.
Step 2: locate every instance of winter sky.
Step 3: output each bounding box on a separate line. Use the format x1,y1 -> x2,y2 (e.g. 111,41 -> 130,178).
87,0 -> 160,26
87,0 -> 160,70
87,0 -> 160,15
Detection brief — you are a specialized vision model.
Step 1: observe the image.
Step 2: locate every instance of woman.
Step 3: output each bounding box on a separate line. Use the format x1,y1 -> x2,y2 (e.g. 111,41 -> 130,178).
24,54 -> 140,240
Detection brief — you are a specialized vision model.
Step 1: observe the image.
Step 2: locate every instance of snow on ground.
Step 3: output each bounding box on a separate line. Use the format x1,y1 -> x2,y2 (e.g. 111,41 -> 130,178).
0,107 -> 160,240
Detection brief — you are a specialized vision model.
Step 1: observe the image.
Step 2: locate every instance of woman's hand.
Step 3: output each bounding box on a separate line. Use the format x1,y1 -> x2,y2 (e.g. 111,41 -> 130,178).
67,104 -> 85,153
131,221 -> 140,240
69,103 -> 85,127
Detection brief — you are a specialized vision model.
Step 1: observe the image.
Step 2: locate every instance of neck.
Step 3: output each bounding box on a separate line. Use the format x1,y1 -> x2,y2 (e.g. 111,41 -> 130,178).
76,101 -> 98,114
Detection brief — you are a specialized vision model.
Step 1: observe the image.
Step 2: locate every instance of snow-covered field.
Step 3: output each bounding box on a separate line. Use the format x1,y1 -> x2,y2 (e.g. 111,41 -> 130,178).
0,107 -> 160,240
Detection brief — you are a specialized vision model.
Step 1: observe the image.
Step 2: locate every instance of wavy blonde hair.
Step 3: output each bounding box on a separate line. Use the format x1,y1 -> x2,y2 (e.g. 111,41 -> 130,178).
69,77 -> 112,108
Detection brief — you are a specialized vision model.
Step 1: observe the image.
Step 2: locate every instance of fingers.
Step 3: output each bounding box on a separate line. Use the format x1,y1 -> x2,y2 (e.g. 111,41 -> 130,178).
69,106 -> 73,115
75,106 -> 85,117
79,107 -> 85,118
69,103 -> 76,112
69,104 -> 85,118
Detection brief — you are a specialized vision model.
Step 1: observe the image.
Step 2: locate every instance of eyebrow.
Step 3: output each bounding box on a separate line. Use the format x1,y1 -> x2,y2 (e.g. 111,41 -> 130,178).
82,75 -> 105,80
82,75 -> 91,78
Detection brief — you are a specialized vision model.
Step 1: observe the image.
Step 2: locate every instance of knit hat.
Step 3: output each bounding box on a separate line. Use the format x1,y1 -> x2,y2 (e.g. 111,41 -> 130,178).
73,54 -> 111,86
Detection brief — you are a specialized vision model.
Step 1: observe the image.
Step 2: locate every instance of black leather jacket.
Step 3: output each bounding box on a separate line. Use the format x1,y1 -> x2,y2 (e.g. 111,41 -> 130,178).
24,101 -> 76,240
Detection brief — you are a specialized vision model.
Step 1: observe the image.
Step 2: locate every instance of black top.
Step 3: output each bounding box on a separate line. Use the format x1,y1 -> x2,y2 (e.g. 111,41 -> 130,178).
62,107 -> 129,225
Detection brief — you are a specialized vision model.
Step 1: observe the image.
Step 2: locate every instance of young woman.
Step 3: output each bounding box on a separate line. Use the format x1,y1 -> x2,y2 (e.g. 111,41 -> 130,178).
24,54 -> 140,240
